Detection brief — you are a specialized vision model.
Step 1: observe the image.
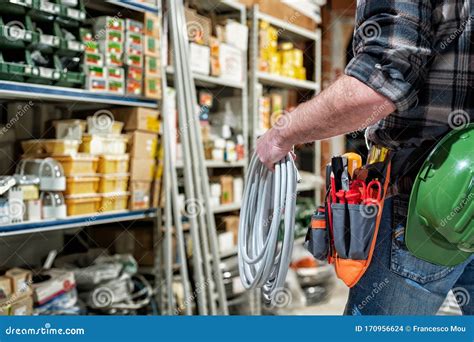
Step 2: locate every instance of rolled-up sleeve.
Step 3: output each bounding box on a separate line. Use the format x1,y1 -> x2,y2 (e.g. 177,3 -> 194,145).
345,0 -> 433,112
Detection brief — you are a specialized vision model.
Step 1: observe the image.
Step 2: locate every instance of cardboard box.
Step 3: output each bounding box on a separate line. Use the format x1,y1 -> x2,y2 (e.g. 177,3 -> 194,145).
220,175 -> 234,204
130,158 -> 156,181
93,16 -> 125,34
184,7 -> 211,45
84,65 -> 106,78
9,295 -> 33,316
190,43 -> 210,75
126,79 -> 143,96
219,43 -> 243,82
128,131 -> 158,158
238,0 -> 317,31
144,77 -> 161,99
222,215 -> 239,244
225,20 -> 248,51
0,276 -> 12,300
145,56 -> 160,77
144,12 -> 160,38
110,107 -> 160,133
105,52 -> 123,67
84,52 -> 104,67
125,18 -> 144,34
130,180 -> 152,210
144,36 -> 160,57
32,269 -> 76,306
127,66 -> 144,82
86,77 -> 107,92
218,231 -> 235,253
5,268 -> 32,296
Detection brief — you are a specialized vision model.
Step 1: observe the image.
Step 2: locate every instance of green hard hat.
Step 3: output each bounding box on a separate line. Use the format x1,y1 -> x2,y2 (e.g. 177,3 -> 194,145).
406,124 -> 474,266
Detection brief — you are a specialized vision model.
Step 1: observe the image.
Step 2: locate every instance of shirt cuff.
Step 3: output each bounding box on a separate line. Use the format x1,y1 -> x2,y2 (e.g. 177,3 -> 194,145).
345,53 -> 417,112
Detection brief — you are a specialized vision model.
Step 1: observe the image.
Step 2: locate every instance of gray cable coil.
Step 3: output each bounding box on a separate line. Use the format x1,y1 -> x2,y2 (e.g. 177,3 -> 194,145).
238,152 -> 298,302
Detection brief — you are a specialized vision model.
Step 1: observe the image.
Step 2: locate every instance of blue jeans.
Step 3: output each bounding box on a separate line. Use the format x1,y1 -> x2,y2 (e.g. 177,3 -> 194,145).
345,197 -> 474,315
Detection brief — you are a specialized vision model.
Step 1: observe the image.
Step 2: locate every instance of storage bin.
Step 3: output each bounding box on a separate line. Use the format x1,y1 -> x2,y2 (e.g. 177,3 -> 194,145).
57,0 -> 85,27
25,50 -> 60,84
52,119 -> 86,139
43,139 -> 80,155
98,154 -> 130,174
54,55 -> 84,87
100,192 -> 129,212
99,174 -> 129,193
21,139 -> 80,155
0,0 -> 33,15
41,191 -> 66,219
64,194 -> 101,216
55,25 -> 84,56
54,154 -> 98,175
80,134 -> 128,155
29,20 -> 60,53
29,0 -> 60,21
0,15 -> 35,49
16,158 -> 66,191
87,116 -> 124,135
65,176 -> 99,195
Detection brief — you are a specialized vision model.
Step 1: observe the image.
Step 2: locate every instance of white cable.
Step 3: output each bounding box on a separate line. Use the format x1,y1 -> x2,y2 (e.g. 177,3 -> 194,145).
238,152 -> 299,303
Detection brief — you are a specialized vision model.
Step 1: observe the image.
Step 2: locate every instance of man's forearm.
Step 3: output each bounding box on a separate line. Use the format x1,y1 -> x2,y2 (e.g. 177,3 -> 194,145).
277,75 -> 396,147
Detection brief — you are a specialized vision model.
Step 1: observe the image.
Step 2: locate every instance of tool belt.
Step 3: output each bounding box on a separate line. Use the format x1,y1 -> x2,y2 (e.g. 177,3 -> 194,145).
304,147 -> 392,287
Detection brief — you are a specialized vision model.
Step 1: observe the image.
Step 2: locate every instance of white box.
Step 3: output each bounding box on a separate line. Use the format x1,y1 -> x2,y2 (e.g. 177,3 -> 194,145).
219,43 -> 243,83
190,43 -> 210,75
26,200 -> 41,222
218,231 -> 235,253
225,21 -> 248,51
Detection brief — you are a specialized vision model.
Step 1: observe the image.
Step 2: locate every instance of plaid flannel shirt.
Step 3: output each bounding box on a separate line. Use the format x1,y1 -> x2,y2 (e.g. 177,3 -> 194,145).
346,0 -> 474,149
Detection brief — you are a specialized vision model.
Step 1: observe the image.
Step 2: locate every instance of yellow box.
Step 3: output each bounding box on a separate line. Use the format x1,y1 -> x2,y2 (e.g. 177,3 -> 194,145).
99,174 -> 129,193
65,195 -> 102,216
54,154 -> 99,176
80,134 -> 128,155
98,154 -> 130,174
21,139 -> 80,155
101,192 -> 129,212
65,176 -> 100,195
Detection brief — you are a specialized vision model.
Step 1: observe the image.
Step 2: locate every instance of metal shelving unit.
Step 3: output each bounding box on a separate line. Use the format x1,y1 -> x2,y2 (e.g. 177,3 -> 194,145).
0,209 -> 157,236
106,0 -> 159,13
165,1 -> 248,218
212,202 -> 241,214
0,80 -> 158,108
166,66 -> 245,89
248,4 -> 323,199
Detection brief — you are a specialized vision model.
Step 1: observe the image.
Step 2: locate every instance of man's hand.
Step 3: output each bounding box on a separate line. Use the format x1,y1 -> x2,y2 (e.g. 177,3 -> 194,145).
255,127 -> 293,170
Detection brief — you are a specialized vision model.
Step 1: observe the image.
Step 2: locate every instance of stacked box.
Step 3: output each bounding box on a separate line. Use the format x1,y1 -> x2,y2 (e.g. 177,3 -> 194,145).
110,107 -> 161,210
124,19 -> 144,96
83,16 -> 126,94
143,12 -> 161,99
81,28 -> 106,92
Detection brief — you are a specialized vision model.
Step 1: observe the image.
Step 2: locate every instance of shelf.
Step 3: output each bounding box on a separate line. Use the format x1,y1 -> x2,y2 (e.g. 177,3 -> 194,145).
220,246 -> 238,258
256,11 -> 319,41
257,72 -> 320,91
166,66 -> 244,89
0,209 -> 157,237
175,159 -> 247,169
0,80 -> 159,108
212,202 -> 241,214
106,0 -> 159,13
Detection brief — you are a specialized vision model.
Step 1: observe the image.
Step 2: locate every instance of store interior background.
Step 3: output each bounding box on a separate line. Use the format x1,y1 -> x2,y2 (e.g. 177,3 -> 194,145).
0,0 -> 462,316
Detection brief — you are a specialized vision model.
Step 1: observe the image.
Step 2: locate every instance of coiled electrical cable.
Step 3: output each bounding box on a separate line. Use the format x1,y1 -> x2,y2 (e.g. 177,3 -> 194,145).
238,152 -> 299,302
